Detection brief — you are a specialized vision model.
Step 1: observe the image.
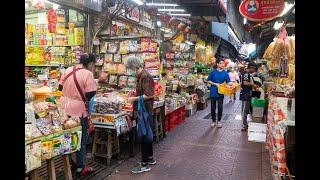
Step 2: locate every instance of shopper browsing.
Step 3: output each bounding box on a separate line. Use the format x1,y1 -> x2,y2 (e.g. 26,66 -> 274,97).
207,59 -> 232,128
125,57 -> 156,174
59,54 -> 97,176
228,67 -> 240,103
239,62 -> 259,131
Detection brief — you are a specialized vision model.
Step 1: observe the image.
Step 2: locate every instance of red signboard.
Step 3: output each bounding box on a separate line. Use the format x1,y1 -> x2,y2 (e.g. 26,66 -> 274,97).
239,0 -> 285,22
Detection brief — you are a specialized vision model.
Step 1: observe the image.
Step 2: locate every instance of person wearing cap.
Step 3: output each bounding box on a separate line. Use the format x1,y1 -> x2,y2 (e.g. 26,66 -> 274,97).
59,54 -> 97,176
239,62 -> 259,131
207,59 -> 232,128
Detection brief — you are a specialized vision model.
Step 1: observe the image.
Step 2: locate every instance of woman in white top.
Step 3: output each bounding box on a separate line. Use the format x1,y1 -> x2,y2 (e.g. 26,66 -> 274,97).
228,67 -> 240,103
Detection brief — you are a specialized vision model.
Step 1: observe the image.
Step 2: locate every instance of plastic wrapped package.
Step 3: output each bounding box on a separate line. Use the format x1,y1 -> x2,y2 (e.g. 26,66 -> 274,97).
109,75 -> 118,85
118,76 -> 128,87
115,116 -> 130,136
63,116 -> 80,130
145,60 -> 160,69
32,101 -> 50,118
93,94 -> 123,114
129,40 -> 139,52
104,54 -> 113,63
113,54 -> 122,63
99,71 -> 108,82
76,131 -> 82,151
61,133 -> 71,154
271,38 -> 284,63
107,42 -> 119,53
41,140 -> 53,160
49,110 -> 63,132
25,124 -> 43,141
25,141 -> 42,173
119,40 -> 130,54
52,135 -> 63,157
70,132 -> 79,152
117,64 -> 126,75
25,104 -> 36,124
36,117 -> 54,135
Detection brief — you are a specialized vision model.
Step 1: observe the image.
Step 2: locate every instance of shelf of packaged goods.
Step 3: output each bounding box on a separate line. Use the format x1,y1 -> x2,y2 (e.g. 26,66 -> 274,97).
116,16 -> 154,31
25,64 -> 62,67
25,45 -> 82,47
99,35 -> 153,40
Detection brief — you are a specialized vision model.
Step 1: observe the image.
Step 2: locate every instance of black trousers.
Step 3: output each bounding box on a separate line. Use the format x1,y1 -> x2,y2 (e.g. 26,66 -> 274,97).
140,113 -> 154,165
211,97 -> 224,122
141,141 -> 153,164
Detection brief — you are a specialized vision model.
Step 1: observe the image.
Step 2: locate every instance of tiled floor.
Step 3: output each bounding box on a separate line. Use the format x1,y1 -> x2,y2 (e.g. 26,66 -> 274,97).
104,99 -> 273,180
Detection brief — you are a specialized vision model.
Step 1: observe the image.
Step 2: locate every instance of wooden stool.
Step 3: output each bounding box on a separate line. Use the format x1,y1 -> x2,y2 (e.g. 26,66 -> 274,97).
92,128 -> 120,165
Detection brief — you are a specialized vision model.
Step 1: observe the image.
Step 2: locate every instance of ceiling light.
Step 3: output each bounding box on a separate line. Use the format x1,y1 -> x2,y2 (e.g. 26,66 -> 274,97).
169,13 -> 191,17
243,18 -> 247,24
280,2 -> 294,16
146,3 -> 179,7
156,21 -> 162,27
130,0 -> 143,6
158,9 -> 185,12
273,21 -> 284,30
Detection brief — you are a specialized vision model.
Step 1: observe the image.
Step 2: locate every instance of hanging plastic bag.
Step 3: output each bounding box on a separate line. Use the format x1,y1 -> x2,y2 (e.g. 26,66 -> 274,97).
136,96 -> 153,143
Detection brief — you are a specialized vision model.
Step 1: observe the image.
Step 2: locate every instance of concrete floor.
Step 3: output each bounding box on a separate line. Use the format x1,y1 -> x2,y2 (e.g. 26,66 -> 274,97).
105,99 -> 273,180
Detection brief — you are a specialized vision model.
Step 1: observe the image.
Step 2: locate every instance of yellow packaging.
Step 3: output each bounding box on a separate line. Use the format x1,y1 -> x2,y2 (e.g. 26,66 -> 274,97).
74,28 -> 84,45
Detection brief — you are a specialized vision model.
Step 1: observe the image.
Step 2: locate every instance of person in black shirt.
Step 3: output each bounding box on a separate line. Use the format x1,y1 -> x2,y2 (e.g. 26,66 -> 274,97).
240,62 -> 259,131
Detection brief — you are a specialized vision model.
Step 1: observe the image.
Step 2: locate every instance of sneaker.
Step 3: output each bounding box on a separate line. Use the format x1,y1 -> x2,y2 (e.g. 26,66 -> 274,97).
148,159 -> 157,165
131,164 -> 151,174
78,166 -> 94,176
217,122 -> 222,128
139,159 -> 157,165
210,122 -> 216,128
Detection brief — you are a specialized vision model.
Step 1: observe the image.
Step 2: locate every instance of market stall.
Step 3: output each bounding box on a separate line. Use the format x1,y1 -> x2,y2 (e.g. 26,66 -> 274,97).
262,28 -> 295,179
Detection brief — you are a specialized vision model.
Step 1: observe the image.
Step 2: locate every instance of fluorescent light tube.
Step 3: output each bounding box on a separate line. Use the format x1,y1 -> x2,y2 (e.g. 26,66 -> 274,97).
169,13 -> 191,17
158,9 -> 185,12
146,3 -> 179,7
130,0 -> 143,6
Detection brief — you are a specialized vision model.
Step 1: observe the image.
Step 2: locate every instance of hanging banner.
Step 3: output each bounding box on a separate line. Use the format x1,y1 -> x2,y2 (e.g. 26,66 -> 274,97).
239,0 -> 285,22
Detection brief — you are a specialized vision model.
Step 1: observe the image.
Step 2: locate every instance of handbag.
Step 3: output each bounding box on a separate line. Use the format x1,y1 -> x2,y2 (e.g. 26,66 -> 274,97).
136,96 -> 153,143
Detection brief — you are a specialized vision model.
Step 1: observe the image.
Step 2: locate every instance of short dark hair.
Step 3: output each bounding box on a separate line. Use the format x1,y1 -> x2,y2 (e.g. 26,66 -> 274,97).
248,62 -> 258,70
80,53 -> 96,67
216,58 -> 223,64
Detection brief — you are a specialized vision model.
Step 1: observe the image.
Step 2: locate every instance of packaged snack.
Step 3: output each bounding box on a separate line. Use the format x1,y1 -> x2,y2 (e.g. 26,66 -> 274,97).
25,104 -> 36,124
113,54 -> 122,63
117,64 -> 126,75
115,116 -> 130,136
52,135 -> 63,157
145,60 -> 160,69
141,38 -> 158,52
36,117 -> 54,135
118,76 -> 128,87
70,132 -> 79,152
25,124 -> 43,141
104,54 -> 113,63
99,71 -> 108,82
41,140 -> 53,160
119,40 -> 130,54
107,42 -> 119,53
129,40 -> 139,52
93,95 -> 122,114
25,141 -> 42,173
109,75 -> 118,85
63,116 -> 80,129
76,131 -> 82,151
61,134 -> 71,154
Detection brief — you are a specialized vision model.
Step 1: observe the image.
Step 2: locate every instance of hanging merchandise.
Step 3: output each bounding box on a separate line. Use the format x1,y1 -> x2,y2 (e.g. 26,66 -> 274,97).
47,8 -> 57,33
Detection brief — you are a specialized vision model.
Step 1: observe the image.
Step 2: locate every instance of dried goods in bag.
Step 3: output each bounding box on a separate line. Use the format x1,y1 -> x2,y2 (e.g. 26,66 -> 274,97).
25,141 -> 42,173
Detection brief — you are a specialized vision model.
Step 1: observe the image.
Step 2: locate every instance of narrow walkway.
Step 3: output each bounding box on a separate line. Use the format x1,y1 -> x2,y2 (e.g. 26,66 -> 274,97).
105,99 -> 273,180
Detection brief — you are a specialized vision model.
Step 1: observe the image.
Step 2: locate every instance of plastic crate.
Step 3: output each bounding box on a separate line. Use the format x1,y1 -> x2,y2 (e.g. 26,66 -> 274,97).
251,98 -> 268,107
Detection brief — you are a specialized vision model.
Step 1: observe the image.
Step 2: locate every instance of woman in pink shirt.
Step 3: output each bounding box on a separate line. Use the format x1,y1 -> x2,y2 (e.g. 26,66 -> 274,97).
59,54 -> 97,176
228,67 -> 240,103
